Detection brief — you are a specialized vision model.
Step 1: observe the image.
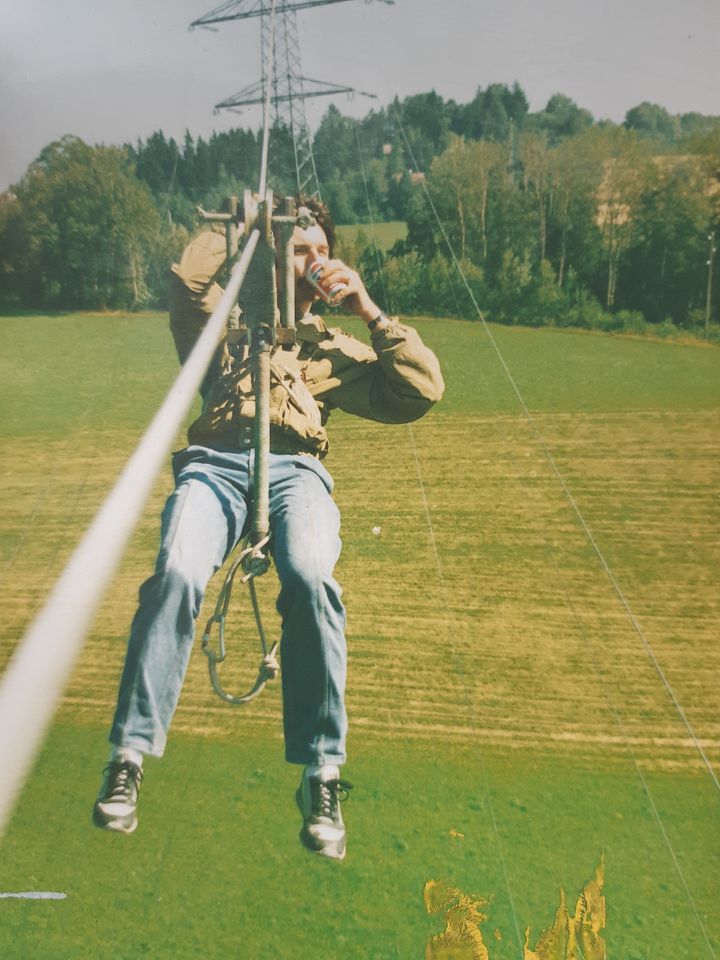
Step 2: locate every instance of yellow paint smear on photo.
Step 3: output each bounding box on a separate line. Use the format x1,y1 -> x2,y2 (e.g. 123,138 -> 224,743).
425,853 -> 606,960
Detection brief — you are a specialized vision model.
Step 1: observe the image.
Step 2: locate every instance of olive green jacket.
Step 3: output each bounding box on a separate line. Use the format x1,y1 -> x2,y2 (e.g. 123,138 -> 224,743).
169,230 -> 444,459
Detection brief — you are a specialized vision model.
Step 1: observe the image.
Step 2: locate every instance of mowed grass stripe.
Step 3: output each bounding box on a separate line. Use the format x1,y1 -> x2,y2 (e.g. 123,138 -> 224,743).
49,416 -> 720,767
1,319 -> 718,775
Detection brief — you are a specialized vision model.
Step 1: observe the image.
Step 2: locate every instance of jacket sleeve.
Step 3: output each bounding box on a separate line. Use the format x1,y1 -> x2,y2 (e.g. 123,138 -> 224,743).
168,230 -> 229,366
325,318 -> 445,424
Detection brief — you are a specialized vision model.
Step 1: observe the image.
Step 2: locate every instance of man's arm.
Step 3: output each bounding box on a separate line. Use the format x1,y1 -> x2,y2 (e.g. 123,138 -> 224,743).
312,259 -> 444,423
324,319 -> 445,423
168,229 -> 230,366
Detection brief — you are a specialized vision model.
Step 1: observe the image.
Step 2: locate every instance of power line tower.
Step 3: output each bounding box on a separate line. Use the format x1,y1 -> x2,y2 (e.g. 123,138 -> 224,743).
190,0 -> 392,198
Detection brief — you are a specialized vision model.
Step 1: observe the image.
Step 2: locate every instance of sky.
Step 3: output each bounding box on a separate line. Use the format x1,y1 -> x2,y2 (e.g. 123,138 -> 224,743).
1,0 -> 718,190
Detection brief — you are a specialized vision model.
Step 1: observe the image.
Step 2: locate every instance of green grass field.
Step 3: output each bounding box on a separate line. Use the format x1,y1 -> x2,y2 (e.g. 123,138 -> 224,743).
336,220 -> 408,253
0,312 -> 718,959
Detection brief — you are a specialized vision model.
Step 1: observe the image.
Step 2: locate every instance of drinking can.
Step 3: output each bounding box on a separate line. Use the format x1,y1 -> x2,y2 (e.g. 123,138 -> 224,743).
306,260 -> 347,307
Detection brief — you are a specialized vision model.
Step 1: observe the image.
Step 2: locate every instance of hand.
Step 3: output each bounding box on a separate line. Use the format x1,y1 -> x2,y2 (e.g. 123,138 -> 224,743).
317,259 -> 380,324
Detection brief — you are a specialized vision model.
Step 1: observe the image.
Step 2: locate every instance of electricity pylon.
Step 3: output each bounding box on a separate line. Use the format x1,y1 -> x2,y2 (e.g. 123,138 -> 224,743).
191,0 -> 393,197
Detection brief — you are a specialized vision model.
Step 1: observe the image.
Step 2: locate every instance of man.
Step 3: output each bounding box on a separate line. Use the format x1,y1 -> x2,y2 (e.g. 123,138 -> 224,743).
93,197 -> 444,860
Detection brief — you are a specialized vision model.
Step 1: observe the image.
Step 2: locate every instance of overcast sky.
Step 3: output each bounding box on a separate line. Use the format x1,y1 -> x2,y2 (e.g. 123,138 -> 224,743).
1,0 -> 718,190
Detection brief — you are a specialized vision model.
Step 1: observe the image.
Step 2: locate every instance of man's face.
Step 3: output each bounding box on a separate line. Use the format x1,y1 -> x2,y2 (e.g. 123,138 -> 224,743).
292,222 -> 330,306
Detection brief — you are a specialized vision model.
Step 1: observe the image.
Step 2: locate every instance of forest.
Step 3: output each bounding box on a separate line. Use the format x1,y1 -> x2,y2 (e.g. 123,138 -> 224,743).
1,82 -> 718,337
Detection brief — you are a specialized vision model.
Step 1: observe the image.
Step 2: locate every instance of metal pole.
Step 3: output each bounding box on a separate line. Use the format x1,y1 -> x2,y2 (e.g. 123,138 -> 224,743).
251,327 -> 272,543
227,195 -> 239,264
242,197 -> 277,546
196,197 -> 240,278
277,195 -> 297,339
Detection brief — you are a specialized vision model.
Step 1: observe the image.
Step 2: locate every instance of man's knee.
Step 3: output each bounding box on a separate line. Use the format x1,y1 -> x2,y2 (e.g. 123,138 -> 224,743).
276,554 -> 343,618
138,564 -> 206,621
278,557 -> 319,596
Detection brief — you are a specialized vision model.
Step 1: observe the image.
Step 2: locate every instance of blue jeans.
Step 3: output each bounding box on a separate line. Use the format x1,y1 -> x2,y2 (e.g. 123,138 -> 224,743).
109,446 -> 347,766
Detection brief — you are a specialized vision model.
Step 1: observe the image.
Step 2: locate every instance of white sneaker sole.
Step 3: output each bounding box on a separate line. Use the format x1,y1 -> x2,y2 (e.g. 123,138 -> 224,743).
92,806 -> 138,834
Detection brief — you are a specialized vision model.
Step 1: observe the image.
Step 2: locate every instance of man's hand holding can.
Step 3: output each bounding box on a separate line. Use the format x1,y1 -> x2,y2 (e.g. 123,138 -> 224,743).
305,259 -> 384,329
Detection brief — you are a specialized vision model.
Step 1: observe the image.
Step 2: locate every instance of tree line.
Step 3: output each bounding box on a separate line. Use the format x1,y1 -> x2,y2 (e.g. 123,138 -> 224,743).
0,82 -> 718,335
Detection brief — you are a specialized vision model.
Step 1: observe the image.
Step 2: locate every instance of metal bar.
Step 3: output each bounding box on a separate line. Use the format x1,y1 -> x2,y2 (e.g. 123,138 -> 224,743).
192,0 -> 370,28
251,328 -> 272,542
0,230 -> 261,837
242,200 -> 276,546
217,84 -> 375,109
226,197 -> 239,263
277,196 -> 296,337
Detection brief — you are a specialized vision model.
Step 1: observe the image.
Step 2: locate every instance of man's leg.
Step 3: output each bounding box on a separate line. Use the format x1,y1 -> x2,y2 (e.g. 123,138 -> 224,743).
94,447 -> 250,832
269,455 -> 351,859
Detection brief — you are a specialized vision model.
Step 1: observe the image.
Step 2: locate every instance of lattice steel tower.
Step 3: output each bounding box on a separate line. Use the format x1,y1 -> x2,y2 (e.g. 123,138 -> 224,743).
190,0 -> 392,198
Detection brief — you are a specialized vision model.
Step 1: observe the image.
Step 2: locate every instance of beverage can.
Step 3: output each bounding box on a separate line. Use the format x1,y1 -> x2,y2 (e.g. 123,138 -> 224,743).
306,260 -> 347,307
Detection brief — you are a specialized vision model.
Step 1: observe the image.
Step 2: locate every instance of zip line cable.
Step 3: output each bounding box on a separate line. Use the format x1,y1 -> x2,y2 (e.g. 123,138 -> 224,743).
0,2 -> 290,829
352,122 -> 391,312
393,111 -> 719,799
0,230 -> 261,835
2,122 -> 185,651
352,119 -> 524,954
355,105 -> 714,947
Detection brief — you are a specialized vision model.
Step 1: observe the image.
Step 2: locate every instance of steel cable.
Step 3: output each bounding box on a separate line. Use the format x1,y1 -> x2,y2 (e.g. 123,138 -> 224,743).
0,230 -> 261,835
382,105 -> 716,953
355,98 -> 717,952
393,109 -> 720,800
353,116 -> 526,956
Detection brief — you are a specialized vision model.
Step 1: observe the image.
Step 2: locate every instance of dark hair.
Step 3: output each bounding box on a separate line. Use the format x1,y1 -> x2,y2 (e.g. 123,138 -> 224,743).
296,194 -> 336,258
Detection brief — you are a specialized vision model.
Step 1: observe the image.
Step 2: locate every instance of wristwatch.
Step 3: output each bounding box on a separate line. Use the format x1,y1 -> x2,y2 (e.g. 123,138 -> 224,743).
367,311 -> 390,333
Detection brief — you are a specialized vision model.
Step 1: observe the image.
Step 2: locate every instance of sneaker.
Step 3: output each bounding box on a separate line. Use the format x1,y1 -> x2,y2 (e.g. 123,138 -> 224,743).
296,771 -> 353,861
92,760 -> 143,834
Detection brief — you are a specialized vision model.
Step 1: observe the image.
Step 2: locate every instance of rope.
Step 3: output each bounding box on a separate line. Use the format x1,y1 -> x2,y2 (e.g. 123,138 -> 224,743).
0,230 -> 261,835
354,107 -> 716,952
463,328 -> 715,954
353,121 -> 392,313
393,110 -> 720,799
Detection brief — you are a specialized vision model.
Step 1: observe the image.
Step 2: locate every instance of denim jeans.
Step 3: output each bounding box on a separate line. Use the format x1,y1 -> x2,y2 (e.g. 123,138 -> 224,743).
109,445 -> 347,766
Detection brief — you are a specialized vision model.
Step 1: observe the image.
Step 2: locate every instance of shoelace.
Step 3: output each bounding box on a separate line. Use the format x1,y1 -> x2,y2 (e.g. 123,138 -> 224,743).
310,778 -> 353,819
102,761 -> 143,801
